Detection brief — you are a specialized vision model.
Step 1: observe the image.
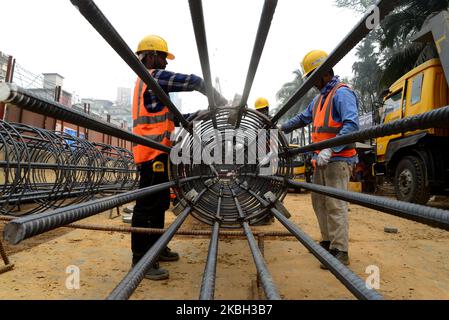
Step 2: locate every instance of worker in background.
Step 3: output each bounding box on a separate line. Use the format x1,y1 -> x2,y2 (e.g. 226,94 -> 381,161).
254,97 -> 270,116
253,97 -> 276,225
132,34 -> 226,280
279,50 -> 359,268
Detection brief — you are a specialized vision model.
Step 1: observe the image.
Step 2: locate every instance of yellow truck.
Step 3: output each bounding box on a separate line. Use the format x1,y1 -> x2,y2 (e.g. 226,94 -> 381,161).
289,144 -> 306,180
373,11 -> 449,204
287,144 -> 313,193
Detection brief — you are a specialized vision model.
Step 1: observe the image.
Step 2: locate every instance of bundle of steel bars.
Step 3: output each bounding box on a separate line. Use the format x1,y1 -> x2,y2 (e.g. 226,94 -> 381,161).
0,121 -> 137,216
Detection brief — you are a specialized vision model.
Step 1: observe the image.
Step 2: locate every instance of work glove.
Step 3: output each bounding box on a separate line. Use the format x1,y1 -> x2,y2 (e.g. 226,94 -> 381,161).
316,148 -> 333,167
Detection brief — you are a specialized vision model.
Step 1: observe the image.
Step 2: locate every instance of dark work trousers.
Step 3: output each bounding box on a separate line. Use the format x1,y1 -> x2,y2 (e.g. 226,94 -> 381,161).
131,153 -> 170,261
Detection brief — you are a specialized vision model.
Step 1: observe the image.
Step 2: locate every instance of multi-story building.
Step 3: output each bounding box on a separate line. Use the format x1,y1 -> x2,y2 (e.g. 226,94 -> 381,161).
116,87 -> 131,107
81,98 -> 113,117
0,52 -> 10,82
29,73 -> 72,107
103,102 -> 132,130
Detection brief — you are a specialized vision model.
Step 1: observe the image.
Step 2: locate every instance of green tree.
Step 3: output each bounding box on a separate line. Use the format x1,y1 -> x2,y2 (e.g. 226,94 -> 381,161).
335,0 -> 376,13
377,0 -> 448,86
351,33 -> 383,114
336,0 -> 449,101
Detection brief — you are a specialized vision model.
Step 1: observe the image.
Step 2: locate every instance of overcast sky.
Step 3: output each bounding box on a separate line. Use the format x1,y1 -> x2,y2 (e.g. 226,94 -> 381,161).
0,0 -> 363,114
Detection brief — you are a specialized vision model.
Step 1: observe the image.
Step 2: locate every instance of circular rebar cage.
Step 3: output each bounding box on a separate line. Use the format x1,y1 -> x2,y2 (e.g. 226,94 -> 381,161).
171,108 -> 292,227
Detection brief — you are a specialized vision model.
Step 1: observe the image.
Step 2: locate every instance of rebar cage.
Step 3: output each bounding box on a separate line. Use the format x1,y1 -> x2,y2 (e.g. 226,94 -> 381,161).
171,107 -> 291,227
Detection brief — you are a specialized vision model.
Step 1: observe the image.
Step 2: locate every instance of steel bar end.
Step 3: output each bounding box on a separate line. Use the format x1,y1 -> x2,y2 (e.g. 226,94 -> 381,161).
3,222 -> 26,245
0,82 -> 15,103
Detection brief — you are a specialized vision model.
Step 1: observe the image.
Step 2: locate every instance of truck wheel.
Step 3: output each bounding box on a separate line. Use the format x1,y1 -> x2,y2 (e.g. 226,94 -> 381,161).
394,156 -> 430,205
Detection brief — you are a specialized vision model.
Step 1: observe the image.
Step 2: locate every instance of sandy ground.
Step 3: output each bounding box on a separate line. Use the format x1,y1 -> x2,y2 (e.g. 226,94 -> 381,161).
1,192 -> 449,300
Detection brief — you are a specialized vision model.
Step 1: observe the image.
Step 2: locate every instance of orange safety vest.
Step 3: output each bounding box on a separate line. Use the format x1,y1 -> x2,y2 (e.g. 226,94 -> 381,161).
132,75 -> 175,164
311,83 -> 357,158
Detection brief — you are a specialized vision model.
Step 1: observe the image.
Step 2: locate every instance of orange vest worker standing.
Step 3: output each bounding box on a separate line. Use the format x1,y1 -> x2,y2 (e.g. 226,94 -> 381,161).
132,75 -> 175,164
131,34 -> 226,281
280,50 -> 359,268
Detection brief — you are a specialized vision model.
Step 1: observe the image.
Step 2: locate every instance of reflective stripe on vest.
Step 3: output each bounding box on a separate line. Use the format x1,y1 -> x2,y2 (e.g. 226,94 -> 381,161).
133,113 -> 175,127
311,83 -> 356,158
132,76 -> 175,164
143,131 -> 172,143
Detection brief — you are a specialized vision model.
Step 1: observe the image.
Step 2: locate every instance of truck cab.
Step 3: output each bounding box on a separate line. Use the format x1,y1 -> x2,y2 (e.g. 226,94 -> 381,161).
374,58 -> 449,204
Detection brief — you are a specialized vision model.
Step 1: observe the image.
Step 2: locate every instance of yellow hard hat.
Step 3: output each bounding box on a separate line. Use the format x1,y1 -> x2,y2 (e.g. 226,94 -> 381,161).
136,35 -> 175,60
301,50 -> 329,77
254,97 -> 269,110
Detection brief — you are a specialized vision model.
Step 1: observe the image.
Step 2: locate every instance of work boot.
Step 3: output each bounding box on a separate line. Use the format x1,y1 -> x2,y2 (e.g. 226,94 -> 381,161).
131,260 -> 169,281
307,240 -> 330,254
320,249 -> 350,270
122,213 -> 132,224
159,247 -> 180,262
319,241 -> 331,251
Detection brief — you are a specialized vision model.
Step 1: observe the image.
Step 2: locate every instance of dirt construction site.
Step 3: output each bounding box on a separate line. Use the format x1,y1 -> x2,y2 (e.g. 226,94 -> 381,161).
1,192 -> 449,300
2,0 -> 449,302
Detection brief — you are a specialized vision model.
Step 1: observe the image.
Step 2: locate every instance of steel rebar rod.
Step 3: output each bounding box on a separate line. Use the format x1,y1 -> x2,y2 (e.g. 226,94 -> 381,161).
107,205 -> 195,300
270,208 -> 383,300
188,0 -> 215,109
246,104 -> 449,179
253,173 -> 449,230
281,177 -> 449,230
69,0 -> 189,129
0,215 -> 297,238
231,189 -> 281,300
199,191 -> 222,300
0,83 -> 171,153
3,176 -> 200,245
287,105 -> 449,156
199,221 -> 220,299
271,0 -> 402,123
188,0 -> 220,130
234,0 -> 278,128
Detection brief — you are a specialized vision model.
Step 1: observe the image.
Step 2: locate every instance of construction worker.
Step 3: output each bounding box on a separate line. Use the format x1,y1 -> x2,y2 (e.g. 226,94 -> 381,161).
254,97 -> 270,116
132,34 -> 226,280
280,50 -> 359,268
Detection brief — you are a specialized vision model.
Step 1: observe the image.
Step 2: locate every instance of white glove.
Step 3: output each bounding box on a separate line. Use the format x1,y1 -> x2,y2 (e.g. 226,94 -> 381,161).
316,148 -> 333,167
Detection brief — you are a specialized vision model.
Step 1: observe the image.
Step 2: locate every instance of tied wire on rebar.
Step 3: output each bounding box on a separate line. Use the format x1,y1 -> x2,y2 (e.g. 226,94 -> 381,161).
0,120 -> 137,216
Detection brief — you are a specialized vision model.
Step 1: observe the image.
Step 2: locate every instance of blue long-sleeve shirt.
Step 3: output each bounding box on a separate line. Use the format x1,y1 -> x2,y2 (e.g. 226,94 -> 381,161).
143,69 -> 206,113
282,85 -> 360,164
